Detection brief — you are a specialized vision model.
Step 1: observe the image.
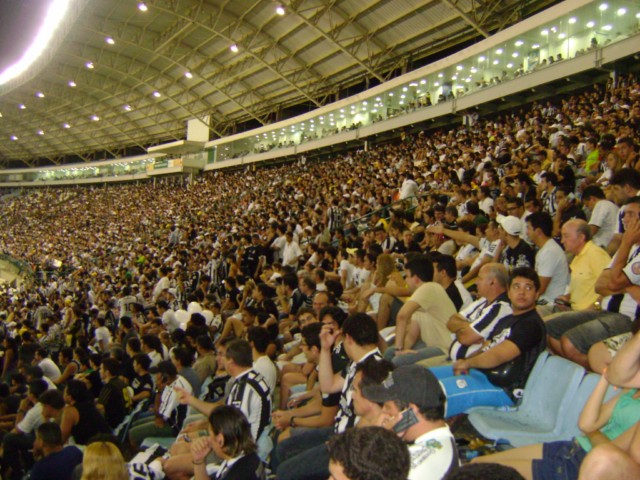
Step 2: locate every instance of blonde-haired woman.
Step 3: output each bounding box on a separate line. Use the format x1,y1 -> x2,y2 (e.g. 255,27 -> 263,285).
80,441 -> 128,480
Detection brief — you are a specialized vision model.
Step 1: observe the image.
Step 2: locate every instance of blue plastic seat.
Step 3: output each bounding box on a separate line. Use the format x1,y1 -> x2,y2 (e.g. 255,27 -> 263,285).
468,353 -> 585,447
554,373 -> 618,441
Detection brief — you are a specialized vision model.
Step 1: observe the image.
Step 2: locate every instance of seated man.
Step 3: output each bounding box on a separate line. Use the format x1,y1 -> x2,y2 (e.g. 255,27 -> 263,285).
418,263 -> 512,367
429,267 -> 546,417
362,365 -> 460,479
386,254 -> 457,367
546,198 -> 640,368
128,360 -> 193,449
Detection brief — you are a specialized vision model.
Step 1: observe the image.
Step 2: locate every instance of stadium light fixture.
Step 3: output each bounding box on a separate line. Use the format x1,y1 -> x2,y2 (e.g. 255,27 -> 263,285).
184,72 -> 193,79
276,6 -> 285,15
106,37 -> 115,45
91,115 -> 99,121
86,61 -> 94,69
230,44 -> 239,53
36,92 -> 45,98
10,135 -> 18,140
37,130 -> 44,135
19,104 -> 26,109
63,123 -> 70,128
138,3 -> 148,12
68,80 -> 76,87
153,91 -> 161,98
0,0 -> 71,86
598,3 -> 608,12
617,8 -> 626,16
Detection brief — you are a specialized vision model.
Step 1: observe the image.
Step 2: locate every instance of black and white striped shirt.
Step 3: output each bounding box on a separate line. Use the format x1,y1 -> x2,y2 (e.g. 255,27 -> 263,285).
448,294 -> 512,360
334,348 -> 382,434
227,369 -> 272,441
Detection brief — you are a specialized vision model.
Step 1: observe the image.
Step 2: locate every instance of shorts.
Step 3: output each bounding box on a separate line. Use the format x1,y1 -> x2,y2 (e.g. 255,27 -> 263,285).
546,311 -> 631,354
532,440 -> 587,480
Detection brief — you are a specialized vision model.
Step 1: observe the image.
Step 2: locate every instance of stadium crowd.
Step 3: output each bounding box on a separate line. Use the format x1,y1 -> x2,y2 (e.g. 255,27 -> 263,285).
0,73 -> 637,480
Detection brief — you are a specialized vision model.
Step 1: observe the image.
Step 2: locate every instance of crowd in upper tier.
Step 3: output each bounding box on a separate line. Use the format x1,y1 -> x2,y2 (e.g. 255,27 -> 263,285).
0,74 -> 637,480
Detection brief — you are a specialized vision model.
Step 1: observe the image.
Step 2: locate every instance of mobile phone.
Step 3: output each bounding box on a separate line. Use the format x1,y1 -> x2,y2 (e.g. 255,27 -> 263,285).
393,408 -> 419,433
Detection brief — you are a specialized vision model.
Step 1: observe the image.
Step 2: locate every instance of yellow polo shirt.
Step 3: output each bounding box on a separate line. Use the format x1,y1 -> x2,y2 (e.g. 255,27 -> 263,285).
570,241 -> 611,311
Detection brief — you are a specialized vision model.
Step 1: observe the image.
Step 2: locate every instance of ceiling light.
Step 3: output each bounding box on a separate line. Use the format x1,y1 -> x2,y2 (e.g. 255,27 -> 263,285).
568,17 -> 577,24
586,21 -> 595,28
617,7 -> 626,15
559,33 -> 566,39
399,101 -> 404,105
36,92 -> 45,98
68,80 -> 76,87
599,3 -> 608,11
63,123 -> 70,128
478,56 -> 485,62
512,52 -> 519,57
451,76 -> 457,81
37,130 -> 44,135
470,67 -> 477,73
153,91 -> 161,98
420,79 -> 426,84
138,3 -> 148,12
276,5 -> 285,15
184,72 -> 193,79
106,37 -> 115,45
0,0 -> 71,86
493,59 -> 499,65
507,63 -> 514,68
602,24 -> 612,31
19,104 -> 26,109
434,82 -> 440,87
402,87 -> 408,92
456,65 -> 463,71
230,44 -> 239,53
91,115 -> 99,121
496,48 -> 503,54
10,135 -> 17,141
532,43 -> 540,49
388,92 -> 393,96
438,72 -> 444,77
86,61 -> 94,69
515,40 -> 524,46
541,29 -> 549,35
124,105 -> 132,111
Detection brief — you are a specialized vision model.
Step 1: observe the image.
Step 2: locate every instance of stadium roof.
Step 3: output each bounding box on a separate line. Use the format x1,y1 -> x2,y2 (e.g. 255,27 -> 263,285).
0,0 -> 559,168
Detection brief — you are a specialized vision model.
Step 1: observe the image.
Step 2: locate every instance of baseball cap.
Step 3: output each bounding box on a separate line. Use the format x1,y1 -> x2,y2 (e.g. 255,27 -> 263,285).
497,216 -> 523,236
362,365 -> 446,410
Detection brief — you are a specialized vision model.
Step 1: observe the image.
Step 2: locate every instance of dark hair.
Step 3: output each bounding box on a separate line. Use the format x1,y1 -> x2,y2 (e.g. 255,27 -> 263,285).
445,463 -> 525,480
132,353 -> 151,371
225,339 -> 253,368
435,254 -> 457,279
404,253 -> 434,282
141,334 -> 164,355
36,422 -> 63,447
172,347 -> 194,367
541,171 -> 558,186
525,211 -> 553,238
610,168 -> 640,189
281,274 -> 298,291
582,185 -> 605,200
26,366 -> 44,379
39,389 -> 65,409
342,313 -> 379,347
120,316 -> 133,330
301,322 -> 323,350
127,337 -> 142,353
247,327 -> 270,354
208,405 -> 256,457
327,427 -> 411,480
28,379 -> 48,399
319,306 -> 347,328
59,347 -> 73,362
36,347 -> 49,358
65,379 -> 91,403
509,267 -> 541,291
356,358 -> 394,405
101,358 -> 120,377
196,335 -> 214,351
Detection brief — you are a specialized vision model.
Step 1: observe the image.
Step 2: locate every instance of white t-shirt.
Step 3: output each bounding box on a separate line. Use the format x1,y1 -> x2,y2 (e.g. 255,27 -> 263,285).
408,425 -> 459,480
39,358 -> 61,381
162,310 -> 181,331
535,238 -> 570,304
589,199 -> 619,248
17,403 -> 44,434
253,356 -> 277,395
339,260 -> 355,289
95,326 -> 111,351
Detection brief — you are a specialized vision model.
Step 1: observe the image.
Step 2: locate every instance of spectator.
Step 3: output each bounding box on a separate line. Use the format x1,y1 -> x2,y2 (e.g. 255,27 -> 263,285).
30,423 -> 82,480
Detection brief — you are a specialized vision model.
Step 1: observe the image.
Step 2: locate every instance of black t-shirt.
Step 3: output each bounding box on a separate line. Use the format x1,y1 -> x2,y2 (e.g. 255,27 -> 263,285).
131,373 -> 154,398
243,245 -> 265,278
210,452 -> 261,480
323,342 -> 350,407
480,308 -> 546,399
98,377 -> 129,429
445,282 -> 464,311
558,165 -> 575,190
502,240 -> 536,270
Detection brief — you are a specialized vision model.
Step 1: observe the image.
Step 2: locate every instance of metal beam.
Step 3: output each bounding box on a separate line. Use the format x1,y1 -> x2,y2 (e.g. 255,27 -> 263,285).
440,0 -> 490,38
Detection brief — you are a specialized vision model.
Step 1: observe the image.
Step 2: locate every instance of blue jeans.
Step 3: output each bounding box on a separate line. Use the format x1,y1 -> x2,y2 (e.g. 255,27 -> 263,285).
429,366 -> 513,417
272,427 -> 332,480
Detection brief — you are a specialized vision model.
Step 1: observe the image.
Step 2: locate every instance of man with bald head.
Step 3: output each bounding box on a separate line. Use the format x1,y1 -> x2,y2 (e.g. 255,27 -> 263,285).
545,219 -> 613,367
418,263 -> 513,367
